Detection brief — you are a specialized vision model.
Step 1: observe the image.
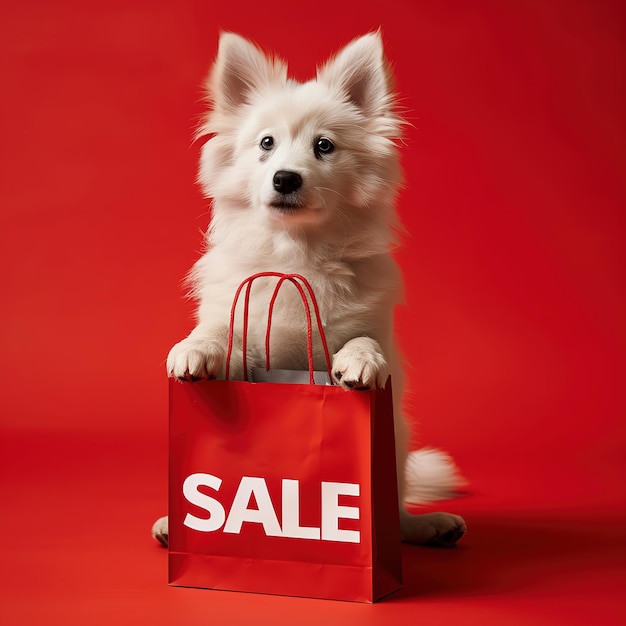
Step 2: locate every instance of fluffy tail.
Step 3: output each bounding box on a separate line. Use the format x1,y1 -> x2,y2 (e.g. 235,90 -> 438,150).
403,447 -> 468,505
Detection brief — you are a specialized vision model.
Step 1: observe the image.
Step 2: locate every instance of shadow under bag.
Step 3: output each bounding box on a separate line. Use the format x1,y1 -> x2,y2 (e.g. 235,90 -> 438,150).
168,273 -> 402,602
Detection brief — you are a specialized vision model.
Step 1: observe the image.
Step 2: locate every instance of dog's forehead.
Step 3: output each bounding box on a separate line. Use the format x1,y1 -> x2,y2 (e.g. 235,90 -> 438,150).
249,80 -> 356,137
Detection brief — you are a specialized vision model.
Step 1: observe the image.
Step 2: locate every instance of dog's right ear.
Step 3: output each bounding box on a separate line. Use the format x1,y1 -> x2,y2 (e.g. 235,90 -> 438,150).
208,33 -> 287,112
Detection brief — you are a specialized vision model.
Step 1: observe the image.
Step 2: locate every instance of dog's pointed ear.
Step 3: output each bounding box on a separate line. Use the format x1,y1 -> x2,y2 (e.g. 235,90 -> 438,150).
317,32 -> 392,116
209,33 -> 287,111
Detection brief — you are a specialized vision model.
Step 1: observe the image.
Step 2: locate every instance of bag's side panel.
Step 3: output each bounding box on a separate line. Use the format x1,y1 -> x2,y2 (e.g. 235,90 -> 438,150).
370,381 -> 403,600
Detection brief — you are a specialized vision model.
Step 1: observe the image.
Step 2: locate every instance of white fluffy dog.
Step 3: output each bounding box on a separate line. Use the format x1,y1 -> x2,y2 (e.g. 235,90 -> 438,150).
154,31 -> 466,547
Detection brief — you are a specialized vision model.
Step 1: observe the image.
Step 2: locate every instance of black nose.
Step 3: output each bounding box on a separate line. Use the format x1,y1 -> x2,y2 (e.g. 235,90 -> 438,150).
273,170 -> 302,195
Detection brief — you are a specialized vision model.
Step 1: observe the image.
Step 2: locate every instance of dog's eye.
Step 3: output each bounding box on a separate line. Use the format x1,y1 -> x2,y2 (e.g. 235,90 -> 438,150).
260,136 -> 274,151
315,137 -> 335,157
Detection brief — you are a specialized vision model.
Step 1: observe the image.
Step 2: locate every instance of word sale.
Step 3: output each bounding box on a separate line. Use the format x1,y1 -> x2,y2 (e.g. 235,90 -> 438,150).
182,473 -> 361,543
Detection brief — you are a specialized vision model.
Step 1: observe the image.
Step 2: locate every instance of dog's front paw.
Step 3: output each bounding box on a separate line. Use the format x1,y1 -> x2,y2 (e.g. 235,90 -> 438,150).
166,337 -> 226,381
332,337 -> 388,390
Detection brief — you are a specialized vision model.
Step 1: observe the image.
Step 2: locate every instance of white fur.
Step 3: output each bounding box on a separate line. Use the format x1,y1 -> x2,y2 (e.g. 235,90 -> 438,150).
404,448 -> 468,504
159,32 -> 466,547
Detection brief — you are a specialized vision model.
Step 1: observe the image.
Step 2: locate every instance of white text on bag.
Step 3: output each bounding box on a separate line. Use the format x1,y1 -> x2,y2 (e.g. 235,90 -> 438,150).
182,473 -> 361,543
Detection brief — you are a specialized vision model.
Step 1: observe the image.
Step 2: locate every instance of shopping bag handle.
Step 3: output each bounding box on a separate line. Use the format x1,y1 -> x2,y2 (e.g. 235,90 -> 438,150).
225,272 -> 333,384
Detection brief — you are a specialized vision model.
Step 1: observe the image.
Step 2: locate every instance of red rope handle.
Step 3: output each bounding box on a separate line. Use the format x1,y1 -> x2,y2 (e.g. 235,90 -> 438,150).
266,276 -> 315,384
293,274 -> 333,379
224,272 -> 333,383
241,278 -> 253,379
225,277 -> 252,381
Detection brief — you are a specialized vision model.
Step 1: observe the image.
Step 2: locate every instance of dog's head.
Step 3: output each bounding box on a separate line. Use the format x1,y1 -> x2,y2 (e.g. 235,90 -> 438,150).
197,32 -> 403,235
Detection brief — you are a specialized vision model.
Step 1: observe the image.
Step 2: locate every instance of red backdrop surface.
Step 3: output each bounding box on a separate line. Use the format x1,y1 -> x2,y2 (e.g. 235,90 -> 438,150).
1,1 -> 624,624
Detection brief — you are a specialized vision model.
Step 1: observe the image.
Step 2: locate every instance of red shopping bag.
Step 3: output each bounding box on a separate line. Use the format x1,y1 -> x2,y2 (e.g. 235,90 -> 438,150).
168,273 -> 402,602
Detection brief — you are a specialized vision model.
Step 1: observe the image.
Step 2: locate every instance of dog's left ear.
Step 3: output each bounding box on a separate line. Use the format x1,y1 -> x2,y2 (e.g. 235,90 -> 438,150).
317,32 -> 391,117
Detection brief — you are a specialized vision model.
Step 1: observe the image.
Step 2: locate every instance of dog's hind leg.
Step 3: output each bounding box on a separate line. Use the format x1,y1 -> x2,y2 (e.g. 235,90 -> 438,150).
393,381 -> 467,546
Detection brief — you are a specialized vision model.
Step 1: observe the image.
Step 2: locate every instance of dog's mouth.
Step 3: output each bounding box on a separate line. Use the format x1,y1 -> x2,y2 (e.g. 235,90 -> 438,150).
266,191 -> 323,224
269,198 -> 307,214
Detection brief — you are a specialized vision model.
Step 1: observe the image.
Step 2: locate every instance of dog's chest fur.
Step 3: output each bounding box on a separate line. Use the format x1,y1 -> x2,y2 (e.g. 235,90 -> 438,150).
190,228 -> 399,371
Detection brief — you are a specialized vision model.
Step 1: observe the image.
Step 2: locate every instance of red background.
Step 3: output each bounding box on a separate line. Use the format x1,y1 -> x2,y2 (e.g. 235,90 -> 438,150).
1,0 -> 624,624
